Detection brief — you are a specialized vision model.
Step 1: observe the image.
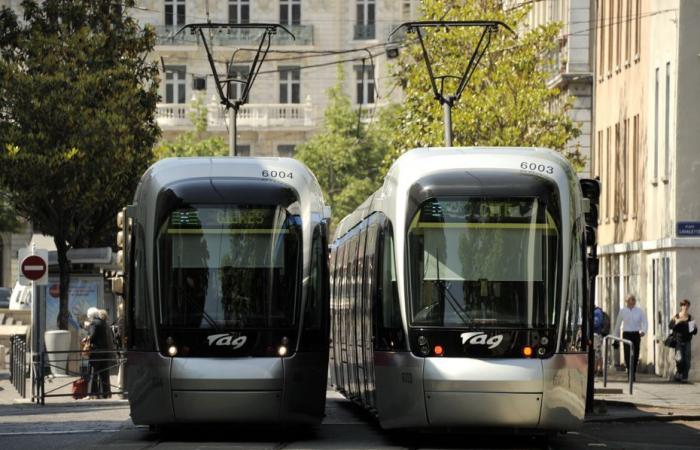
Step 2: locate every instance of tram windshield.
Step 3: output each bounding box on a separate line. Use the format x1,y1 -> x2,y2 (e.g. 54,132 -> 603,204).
408,197 -> 560,328
157,205 -> 301,329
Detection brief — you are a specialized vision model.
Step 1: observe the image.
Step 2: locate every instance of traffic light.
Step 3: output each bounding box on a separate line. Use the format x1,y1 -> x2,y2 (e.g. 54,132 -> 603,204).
113,207 -> 129,296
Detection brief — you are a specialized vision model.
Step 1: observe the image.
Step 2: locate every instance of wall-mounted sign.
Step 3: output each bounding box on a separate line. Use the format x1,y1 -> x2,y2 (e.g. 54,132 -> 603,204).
677,222 -> 700,237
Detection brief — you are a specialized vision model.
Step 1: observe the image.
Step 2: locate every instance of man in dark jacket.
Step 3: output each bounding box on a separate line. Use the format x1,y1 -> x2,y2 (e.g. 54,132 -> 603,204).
87,308 -> 112,398
670,299 -> 697,382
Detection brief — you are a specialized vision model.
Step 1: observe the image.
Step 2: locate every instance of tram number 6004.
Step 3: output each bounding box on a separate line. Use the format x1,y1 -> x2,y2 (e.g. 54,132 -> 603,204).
520,161 -> 554,175
262,169 -> 293,179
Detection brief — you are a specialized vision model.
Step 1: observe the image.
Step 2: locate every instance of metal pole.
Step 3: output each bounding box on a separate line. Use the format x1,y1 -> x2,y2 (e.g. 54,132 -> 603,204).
228,107 -> 237,156
629,347 -> 634,395
443,101 -> 452,146
603,337 -> 608,387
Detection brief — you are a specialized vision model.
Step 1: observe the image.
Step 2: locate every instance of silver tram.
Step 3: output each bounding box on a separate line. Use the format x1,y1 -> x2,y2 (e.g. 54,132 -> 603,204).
120,157 -> 331,426
329,147 -> 590,431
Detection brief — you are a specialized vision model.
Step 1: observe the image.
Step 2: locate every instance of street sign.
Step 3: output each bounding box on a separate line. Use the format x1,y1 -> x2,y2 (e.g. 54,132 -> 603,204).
18,248 -> 49,286
677,222 -> 700,237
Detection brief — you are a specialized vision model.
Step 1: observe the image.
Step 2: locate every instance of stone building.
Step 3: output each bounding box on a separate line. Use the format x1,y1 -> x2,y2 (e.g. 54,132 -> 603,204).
593,0 -> 700,380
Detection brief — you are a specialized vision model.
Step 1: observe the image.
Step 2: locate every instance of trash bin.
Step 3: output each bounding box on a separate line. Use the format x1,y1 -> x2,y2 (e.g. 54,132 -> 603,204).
45,330 -> 71,376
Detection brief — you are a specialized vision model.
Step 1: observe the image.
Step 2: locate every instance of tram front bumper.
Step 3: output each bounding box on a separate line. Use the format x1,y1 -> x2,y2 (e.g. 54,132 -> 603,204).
423,358 -> 543,428
170,357 -> 283,423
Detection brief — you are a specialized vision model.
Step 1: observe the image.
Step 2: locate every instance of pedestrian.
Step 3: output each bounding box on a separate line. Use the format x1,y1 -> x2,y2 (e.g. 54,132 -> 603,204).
593,305 -> 610,376
613,295 -> 647,381
669,299 -> 697,382
86,307 -> 112,399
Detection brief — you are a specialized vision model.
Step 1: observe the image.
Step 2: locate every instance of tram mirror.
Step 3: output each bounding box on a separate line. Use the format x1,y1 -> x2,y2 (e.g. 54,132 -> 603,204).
579,179 -> 601,203
585,203 -> 598,226
582,198 -> 590,214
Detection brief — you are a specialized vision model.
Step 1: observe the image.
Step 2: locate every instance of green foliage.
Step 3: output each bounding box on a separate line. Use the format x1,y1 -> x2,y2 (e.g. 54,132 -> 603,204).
295,78 -> 395,224
153,95 -> 229,159
0,195 -> 20,233
0,0 -> 160,328
384,0 -> 583,172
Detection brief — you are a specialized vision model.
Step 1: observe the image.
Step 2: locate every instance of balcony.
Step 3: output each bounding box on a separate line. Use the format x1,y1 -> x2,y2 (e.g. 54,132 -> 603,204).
156,99 -> 315,131
153,24 -> 314,47
353,23 -> 376,40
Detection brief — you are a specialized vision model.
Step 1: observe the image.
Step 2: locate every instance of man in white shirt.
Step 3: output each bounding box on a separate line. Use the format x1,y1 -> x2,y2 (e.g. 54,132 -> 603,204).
613,294 -> 648,381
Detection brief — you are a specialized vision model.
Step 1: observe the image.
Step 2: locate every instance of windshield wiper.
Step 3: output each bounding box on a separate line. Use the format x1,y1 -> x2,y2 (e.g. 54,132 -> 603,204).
434,247 -> 471,326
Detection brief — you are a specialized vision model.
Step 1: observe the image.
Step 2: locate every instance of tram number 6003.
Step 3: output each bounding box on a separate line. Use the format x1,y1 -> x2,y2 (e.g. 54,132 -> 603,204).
520,161 -> 554,175
262,169 -> 293,179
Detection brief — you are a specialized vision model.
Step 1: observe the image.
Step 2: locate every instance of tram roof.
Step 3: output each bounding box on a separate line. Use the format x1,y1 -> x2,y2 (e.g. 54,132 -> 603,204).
133,156 -> 327,210
334,147 -> 577,239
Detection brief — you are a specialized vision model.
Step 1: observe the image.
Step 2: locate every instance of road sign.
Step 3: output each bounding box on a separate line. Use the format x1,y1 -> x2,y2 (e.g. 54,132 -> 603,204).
18,248 -> 49,286
677,222 -> 700,237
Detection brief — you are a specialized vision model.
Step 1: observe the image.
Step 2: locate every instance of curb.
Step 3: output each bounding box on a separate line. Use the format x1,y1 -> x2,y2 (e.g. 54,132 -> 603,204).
586,413 -> 700,423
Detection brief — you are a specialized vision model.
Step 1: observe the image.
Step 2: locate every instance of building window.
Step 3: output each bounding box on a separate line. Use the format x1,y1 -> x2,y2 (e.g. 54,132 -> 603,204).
605,127 -> 611,220
634,0 -> 641,59
355,0 -> 375,40
280,0 -> 301,26
355,65 -> 375,105
229,0 -> 250,24
664,62 -> 670,183
192,76 -> 206,91
164,0 -> 185,28
625,0 -> 631,64
596,130 -> 603,179
614,122 -> 620,220
277,144 -> 296,157
632,114 -> 639,217
279,67 -> 300,104
615,0 -> 622,70
237,145 -> 251,156
653,67 -> 659,184
607,0 -> 613,74
622,118 -> 628,218
598,0 -> 605,80
227,65 -> 250,102
165,66 -> 186,104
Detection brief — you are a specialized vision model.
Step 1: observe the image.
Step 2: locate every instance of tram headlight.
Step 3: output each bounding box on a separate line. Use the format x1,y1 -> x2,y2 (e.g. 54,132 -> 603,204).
278,345 -> 288,357
417,335 -> 430,356
537,347 -> 547,357
540,336 -> 549,346
167,345 -> 178,357
522,346 -> 533,358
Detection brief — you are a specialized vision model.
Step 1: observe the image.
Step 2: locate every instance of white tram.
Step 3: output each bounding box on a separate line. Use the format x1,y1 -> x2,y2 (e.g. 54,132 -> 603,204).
329,147 -> 590,431
120,157 -> 331,426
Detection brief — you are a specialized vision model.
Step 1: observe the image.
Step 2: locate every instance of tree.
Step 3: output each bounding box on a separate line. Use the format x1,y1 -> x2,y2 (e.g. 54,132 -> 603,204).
384,0 -> 583,171
0,195 -> 20,233
295,75 -> 396,224
0,1 -> 160,329
153,95 -> 228,160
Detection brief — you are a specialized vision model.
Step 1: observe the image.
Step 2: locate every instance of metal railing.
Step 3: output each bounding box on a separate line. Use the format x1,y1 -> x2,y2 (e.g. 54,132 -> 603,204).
10,334 -> 28,398
602,335 -> 634,394
38,349 -> 126,403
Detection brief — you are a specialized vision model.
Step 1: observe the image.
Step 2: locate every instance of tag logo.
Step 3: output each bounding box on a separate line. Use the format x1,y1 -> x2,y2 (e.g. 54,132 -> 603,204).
207,333 -> 247,349
460,332 -> 503,349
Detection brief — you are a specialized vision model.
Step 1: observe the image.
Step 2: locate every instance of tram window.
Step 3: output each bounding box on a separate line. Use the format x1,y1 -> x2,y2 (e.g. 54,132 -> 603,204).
407,197 -> 561,329
129,226 -> 155,350
300,224 -> 329,350
375,220 -> 405,351
563,221 -> 585,352
156,205 -> 301,329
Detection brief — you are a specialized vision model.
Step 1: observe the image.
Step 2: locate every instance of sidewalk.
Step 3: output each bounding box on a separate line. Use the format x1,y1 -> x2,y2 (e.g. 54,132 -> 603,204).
589,371 -> 700,422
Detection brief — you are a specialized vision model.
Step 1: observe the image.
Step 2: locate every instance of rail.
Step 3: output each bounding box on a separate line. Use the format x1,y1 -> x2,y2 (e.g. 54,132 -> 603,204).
9,334 -> 28,398
602,335 -> 634,395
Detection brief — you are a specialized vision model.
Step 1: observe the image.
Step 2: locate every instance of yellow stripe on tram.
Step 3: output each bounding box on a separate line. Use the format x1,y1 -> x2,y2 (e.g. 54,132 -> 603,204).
167,228 -> 289,235
414,222 -> 556,230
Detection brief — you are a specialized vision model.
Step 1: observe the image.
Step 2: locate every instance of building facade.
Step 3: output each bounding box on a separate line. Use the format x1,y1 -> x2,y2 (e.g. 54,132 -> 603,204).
130,0 -> 419,156
514,0 -> 595,177
594,0 -> 700,380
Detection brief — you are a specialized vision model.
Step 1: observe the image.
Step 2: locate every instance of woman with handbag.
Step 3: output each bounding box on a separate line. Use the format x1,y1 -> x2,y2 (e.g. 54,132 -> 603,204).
669,299 -> 697,382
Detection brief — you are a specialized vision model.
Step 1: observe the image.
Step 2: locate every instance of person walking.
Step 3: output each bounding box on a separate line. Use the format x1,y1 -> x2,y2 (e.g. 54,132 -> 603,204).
613,295 -> 647,381
86,307 -> 112,399
670,299 -> 697,382
593,305 -> 610,376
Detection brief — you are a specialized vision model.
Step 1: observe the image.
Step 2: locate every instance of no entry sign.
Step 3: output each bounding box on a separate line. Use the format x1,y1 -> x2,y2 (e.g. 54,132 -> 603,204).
18,248 -> 49,286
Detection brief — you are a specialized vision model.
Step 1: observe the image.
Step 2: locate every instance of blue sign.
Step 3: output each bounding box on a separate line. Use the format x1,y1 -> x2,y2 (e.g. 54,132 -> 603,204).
677,222 -> 700,237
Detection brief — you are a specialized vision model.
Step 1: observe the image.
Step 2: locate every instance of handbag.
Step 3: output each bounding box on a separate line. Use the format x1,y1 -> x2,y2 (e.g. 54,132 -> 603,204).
80,337 -> 92,358
663,334 -> 677,348
72,378 -> 87,399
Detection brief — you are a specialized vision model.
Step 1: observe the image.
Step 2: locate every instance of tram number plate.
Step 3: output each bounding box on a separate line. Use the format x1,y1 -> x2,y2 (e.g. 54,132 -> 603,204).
520,161 -> 554,175
262,169 -> 293,179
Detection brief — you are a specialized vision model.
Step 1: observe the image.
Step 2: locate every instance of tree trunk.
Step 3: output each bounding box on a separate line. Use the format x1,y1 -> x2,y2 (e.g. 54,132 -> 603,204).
54,237 -> 71,330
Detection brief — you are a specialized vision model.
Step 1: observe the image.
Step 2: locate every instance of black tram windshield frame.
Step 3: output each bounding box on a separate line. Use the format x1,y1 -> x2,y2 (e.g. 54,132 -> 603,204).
404,170 -> 563,330
153,178 -> 303,332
